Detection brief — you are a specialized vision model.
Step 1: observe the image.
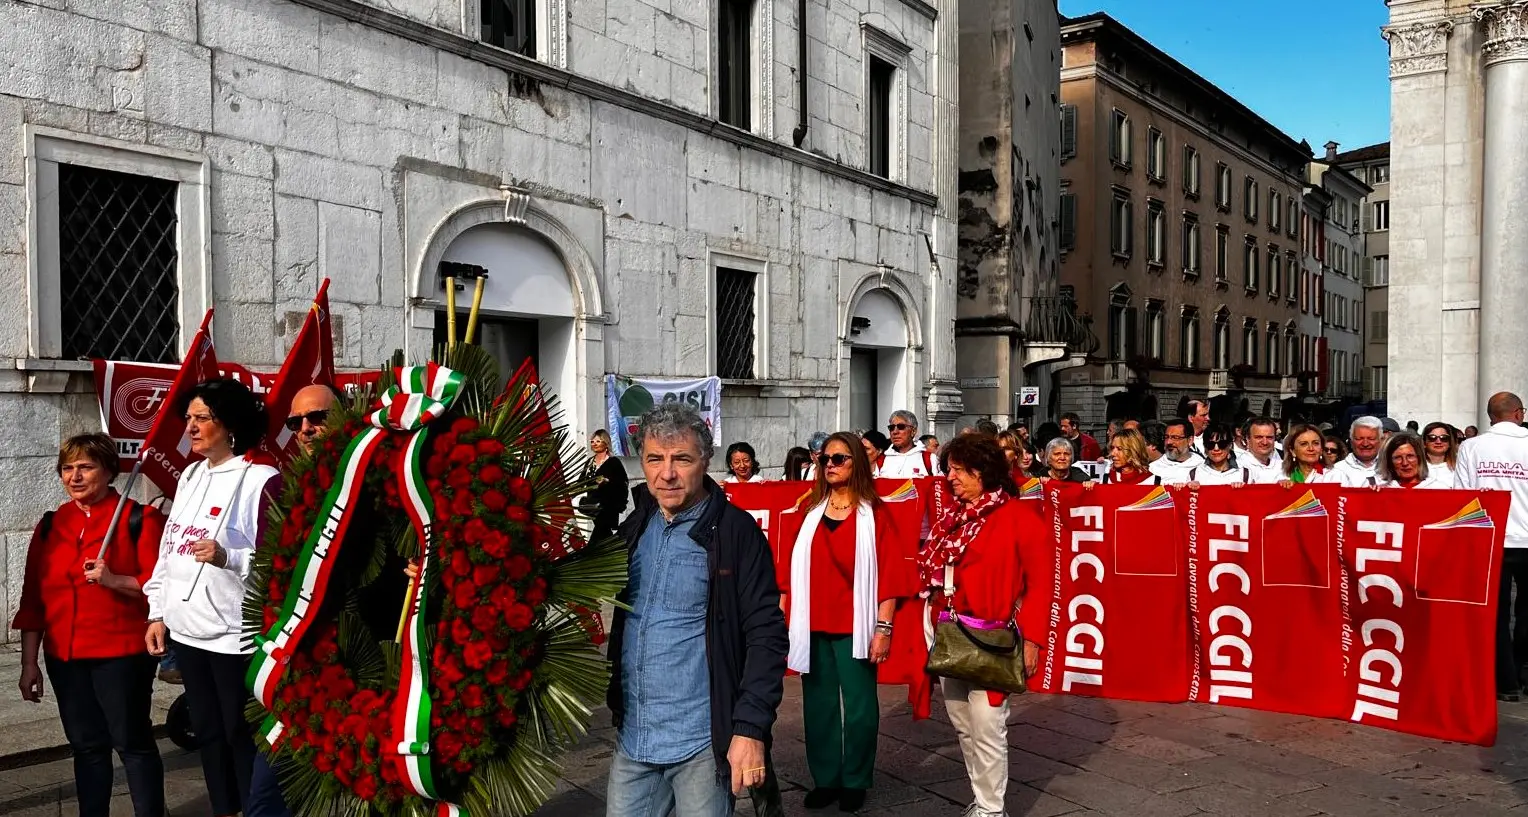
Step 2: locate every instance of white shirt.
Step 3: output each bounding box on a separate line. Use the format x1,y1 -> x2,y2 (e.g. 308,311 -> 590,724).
1328,454 -> 1380,487
1426,460 -> 1458,489
878,442 -> 941,479
1458,422 -> 1528,548
1235,447 -> 1283,485
1149,451 -> 1204,485
1189,463 -> 1248,485
1376,474 -> 1453,490
723,473 -> 765,484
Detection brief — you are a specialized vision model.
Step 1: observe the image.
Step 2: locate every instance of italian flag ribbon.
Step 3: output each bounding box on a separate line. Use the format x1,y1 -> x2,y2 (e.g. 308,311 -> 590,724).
247,363 -> 467,815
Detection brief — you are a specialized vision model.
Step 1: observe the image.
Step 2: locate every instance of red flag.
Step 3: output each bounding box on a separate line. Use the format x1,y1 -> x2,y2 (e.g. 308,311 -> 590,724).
260,280 -> 336,464
137,310 -> 220,498
504,359 -> 584,561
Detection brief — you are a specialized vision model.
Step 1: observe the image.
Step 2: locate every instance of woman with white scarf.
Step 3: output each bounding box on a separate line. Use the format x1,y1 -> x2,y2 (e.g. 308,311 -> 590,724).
779,432 -> 916,813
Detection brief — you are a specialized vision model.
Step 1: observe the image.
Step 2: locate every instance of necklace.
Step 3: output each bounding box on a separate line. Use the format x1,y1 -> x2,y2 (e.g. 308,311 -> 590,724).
828,497 -> 854,511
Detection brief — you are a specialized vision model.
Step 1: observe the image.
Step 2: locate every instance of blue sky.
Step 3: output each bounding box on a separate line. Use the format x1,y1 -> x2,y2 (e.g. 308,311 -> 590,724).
1059,0 -> 1391,152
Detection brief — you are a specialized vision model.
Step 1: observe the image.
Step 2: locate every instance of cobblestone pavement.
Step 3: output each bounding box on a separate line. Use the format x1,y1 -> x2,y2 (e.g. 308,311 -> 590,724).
9,678 -> 1528,816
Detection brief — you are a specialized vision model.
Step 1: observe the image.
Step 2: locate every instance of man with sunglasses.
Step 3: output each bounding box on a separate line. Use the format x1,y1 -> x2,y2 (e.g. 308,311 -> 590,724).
285,384 -> 339,454
879,410 -> 939,479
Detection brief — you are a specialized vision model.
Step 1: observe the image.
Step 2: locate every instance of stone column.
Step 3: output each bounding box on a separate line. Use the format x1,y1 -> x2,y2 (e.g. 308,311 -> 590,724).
1475,1 -> 1528,414
924,0 -> 964,438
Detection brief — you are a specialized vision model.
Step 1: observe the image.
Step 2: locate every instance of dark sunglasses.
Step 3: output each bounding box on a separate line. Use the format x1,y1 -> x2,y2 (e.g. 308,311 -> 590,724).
283,409 -> 330,432
1425,434 -> 1451,443
1203,438 -> 1232,450
887,423 -> 912,431
1324,446 -> 1339,454
818,453 -> 853,467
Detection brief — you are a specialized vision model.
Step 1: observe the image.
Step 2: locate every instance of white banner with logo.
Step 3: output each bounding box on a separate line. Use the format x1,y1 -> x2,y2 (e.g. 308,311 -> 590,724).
604,374 -> 722,456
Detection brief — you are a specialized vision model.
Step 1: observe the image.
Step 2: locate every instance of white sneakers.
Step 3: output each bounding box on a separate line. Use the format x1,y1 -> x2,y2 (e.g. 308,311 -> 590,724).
960,805 -> 1007,817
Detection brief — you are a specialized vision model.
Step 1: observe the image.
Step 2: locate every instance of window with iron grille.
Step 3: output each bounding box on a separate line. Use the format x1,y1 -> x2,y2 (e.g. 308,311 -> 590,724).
481,0 -> 537,57
58,163 -> 180,362
715,267 -> 757,379
718,0 -> 753,129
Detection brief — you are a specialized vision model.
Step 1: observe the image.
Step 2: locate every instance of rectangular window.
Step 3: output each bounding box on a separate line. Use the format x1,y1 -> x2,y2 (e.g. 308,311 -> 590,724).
717,0 -> 754,128
1242,320 -> 1258,368
1147,128 -> 1165,181
1180,309 -> 1200,369
1215,225 -> 1229,284
715,267 -> 758,379
481,0 -> 537,57
1216,163 -> 1231,211
1182,217 -> 1201,276
1146,301 -> 1165,359
1269,190 -> 1281,232
1287,198 -> 1299,240
1214,317 -> 1230,370
1146,201 -> 1165,266
1369,255 -> 1389,286
1372,200 -> 1389,231
1107,301 -> 1138,360
1059,191 -> 1077,250
1285,334 -> 1298,376
1060,104 -> 1077,160
59,164 -> 182,362
1183,145 -> 1201,197
1267,248 -> 1280,297
1244,239 -> 1259,291
1244,177 -> 1259,222
1110,110 -> 1132,167
1285,252 -> 1297,303
1267,327 -> 1280,374
867,55 -> 895,178
1372,164 -> 1390,184
1111,194 -> 1133,257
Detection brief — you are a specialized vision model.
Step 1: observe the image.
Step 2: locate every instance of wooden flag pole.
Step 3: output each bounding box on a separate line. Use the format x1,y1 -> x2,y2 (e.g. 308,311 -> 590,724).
445,276 -> 458,349
463,275 -> 487,345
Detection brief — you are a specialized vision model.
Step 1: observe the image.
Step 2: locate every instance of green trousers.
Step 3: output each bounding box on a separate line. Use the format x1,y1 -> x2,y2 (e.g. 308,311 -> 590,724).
802,632 -> 879,790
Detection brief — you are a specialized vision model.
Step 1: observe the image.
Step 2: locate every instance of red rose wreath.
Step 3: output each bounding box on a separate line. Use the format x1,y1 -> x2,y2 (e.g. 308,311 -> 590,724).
243,348 -> 624,817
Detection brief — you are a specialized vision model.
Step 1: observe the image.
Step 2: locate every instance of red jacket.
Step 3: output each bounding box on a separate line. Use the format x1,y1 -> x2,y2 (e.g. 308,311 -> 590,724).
1074,433 -> 1103,462
11,492 -> 166,660
778,506 -> 918,633
884,498 -> 1053,715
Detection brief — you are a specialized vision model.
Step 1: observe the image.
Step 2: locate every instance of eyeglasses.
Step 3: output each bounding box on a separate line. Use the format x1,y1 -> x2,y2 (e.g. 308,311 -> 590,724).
1323,447 -> 1339,454
818,453 -> 853,467
1204,439 -> 1232,450
1425,434 -> 1451,443
284,410 -> 330,432
887,423 -> 912,432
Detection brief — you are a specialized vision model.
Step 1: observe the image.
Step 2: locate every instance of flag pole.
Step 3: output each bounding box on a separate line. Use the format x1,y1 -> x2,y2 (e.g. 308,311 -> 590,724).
463,275 -> 487,345
88,458 -> 146,575
445,276 -> 458,349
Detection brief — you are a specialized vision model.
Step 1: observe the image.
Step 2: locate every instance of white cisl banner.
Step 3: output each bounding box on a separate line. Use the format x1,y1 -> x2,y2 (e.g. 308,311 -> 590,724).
604,374 -> 722,456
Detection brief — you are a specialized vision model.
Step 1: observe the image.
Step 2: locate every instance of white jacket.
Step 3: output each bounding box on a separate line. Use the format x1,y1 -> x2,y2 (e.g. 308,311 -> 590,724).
1329,454 -> 1380,487
1235,448 -> 1283,484
1189,463 -> 1249,485
878,443 -> 941,479
144,457 -> 280,654
1458,422 -> 1528,548
1149,452 -> 1204,485
1426,460 -> 1458,489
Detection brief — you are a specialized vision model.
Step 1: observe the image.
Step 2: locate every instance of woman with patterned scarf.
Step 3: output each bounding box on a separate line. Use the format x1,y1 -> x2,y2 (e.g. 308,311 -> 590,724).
918,433 -> 1050,817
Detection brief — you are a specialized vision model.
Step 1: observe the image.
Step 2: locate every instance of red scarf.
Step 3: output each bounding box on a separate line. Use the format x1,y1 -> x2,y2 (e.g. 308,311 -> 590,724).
918,489 -> 1007,591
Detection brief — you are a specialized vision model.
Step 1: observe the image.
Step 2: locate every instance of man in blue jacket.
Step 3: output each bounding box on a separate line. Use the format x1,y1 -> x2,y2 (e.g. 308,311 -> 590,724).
606,402 -> 788,815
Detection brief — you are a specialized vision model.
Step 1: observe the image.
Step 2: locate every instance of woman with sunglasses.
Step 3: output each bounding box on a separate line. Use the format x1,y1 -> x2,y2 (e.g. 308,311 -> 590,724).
1280,424 -> 1337,487
1322,437 -> 1346,469
779,433 -> 916,812
1183,423 -> 1249,487
1421,422 -> 1459,488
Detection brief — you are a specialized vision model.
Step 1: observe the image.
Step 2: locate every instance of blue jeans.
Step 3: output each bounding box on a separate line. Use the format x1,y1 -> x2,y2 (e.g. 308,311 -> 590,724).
606,745 -> 732,817
246,751 -> 292,817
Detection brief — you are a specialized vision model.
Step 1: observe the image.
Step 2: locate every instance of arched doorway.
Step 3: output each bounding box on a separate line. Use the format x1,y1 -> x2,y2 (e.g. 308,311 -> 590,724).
411,198 -> 604,442
842,278 -> 920,433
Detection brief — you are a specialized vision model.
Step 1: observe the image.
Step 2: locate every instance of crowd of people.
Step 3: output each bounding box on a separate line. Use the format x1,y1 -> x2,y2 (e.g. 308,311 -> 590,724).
17,376 -> 1528,817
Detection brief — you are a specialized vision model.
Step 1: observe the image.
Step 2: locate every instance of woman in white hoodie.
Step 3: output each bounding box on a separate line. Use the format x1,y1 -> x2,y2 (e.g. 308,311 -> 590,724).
142,379 -> 279,817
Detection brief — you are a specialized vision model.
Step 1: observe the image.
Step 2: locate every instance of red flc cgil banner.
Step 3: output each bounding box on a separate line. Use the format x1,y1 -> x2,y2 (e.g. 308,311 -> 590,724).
1032,482 -> 1194,703
724,479 -> 1510,745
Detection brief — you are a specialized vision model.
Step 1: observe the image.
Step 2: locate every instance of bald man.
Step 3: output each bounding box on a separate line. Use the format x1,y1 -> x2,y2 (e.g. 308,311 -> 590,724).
1459,391 -> 1528,702
285,384 -> 340,454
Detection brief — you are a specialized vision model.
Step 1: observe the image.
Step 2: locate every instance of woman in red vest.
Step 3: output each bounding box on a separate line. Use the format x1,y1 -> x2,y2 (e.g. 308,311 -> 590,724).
12,433 -> 167,817
779,431 -> 917,812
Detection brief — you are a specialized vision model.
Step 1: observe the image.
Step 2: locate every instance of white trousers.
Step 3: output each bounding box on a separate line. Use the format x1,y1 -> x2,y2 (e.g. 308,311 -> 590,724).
941,676 -> 1010,811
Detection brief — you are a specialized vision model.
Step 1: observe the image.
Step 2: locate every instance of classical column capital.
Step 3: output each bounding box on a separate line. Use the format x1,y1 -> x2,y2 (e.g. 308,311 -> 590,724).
1474,1 -> 1528,65
1381,19 -> 1454,77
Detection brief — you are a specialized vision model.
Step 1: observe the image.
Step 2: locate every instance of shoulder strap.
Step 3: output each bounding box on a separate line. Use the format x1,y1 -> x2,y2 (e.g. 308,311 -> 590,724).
1242,468 -> 1250,482
39,510 -> 54,541
1367,476 -> 1376,486
876,453 -> 886,469
1189,467 -> 1198,481
1153,476 -> 1162,485
127,501 -> 144,543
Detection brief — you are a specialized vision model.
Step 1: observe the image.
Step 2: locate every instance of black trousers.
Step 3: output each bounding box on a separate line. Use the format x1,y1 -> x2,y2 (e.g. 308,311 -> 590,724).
45,652 -> 164,817
172,640 -> 256,815
1496,549 -> 1528,694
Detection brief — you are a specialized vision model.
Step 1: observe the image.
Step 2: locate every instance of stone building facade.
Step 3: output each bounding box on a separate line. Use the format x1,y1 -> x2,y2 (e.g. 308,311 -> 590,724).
954,0 -> 1072,426
1383,0 -> 1525,429
0,0 -> 960,632
1332,141 -> 1391,407
1309,147 -> 1372,405
1054,13 -> 1311,432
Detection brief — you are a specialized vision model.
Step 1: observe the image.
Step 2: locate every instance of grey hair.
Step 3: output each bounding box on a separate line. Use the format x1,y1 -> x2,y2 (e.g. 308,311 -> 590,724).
890,409 -> 919,429
1044,436 -> 1074,460
807,431 -> 831,453
1350,415 -> 1384,437
634,402 -> 714,463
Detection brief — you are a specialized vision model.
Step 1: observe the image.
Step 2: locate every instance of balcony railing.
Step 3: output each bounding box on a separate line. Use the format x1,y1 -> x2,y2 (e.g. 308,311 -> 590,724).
1024,296 -> 1100,356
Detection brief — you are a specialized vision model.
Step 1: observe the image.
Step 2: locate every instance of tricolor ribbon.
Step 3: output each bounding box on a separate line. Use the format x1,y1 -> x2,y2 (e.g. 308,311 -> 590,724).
248,363 -> 468,815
